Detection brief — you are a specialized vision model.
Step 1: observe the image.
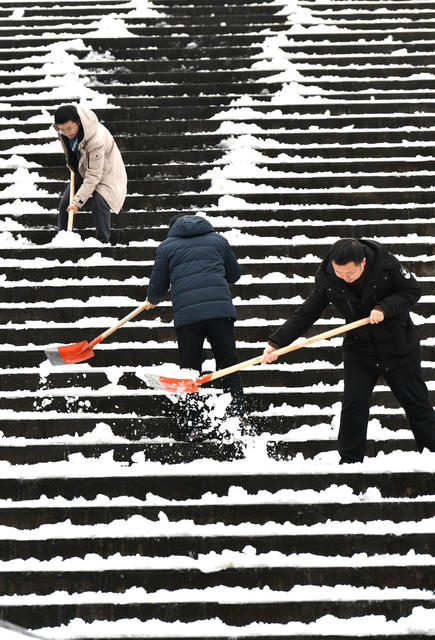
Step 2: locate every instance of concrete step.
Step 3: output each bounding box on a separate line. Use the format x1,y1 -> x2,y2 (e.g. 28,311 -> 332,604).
0,24 -> 290,39
1,15 -> 288,28
0,412 -> 416,440
8,99 -> 435,120
0,294 -> 375,325
6,114 -> 435,134
0,441 -> 246,465
2,254 -> 433,281
6,174 -> 435,194
2,279 -> 434,305
4,31 -> 435,52
0,240 -> 431,262
1,598 -> 433,631
7,159 -> 435,181
0,437 -> 424,465
84,66 -> 435,83
1,531 -> 433,560
13,145 -> 435,167
85,100 -> 435,117
0,470 -> 430,501
4,188 -> 435,211
307,1 -> 435,9
0,499 -> 433,528
13,173 -> 435,191
5,90 -> 435,108
6,129 -> 435,152
299,10 -> 435,20
1,296 -> 434,322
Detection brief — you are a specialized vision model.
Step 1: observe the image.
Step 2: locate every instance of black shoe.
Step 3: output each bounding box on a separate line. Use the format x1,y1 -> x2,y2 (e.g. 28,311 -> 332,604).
339,457 -> 361,465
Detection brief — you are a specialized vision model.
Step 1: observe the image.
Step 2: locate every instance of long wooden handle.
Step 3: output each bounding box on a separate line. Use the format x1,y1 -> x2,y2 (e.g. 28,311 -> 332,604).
207,317 -> 371,383
67,170 -> 75,231
89,301 -> 150,348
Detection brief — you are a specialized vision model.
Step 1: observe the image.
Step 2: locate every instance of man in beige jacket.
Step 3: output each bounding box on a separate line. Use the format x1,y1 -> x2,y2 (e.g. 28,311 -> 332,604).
54,104 -> 127,243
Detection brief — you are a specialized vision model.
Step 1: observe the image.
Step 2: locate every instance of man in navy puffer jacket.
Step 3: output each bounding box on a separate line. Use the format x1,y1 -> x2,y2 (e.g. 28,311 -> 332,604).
144,214 -> 244,436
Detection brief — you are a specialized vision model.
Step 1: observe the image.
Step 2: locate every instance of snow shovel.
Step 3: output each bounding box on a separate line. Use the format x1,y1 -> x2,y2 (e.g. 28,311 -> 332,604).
143,316 -> 371,394
44,300 -> 150,365
67,170 -> 75,232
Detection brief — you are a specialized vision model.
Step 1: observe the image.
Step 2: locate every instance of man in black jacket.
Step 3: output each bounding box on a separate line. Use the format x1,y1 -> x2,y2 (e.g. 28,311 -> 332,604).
263,238 -> 435,463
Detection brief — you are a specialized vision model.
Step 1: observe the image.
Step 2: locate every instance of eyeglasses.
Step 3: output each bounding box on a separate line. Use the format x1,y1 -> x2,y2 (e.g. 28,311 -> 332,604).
57,125 -> 78,134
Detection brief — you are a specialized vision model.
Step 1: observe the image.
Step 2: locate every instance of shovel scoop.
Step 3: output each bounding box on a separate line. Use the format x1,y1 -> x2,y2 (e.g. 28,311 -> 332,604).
45,339 -> 98,366
140,371 -> 214,394
44,300 -> 150,366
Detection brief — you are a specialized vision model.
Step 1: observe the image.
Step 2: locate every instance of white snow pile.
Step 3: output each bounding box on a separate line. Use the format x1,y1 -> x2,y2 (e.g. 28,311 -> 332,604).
83,16 -> 136,38
0,154 -> 41,169
44,230 -> 105,248
0,40 -> 110,113
200,5 -> 337,199
126,0 -> 165,17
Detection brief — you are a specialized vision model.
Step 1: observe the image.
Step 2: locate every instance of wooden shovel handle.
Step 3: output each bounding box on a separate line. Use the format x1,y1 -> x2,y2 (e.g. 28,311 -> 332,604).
89,300 -> 150,347
207,317 -> 371,384
67,170 -> 75,231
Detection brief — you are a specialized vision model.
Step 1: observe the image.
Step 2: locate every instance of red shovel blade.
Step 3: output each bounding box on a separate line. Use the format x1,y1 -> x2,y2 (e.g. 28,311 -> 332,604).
141,372 -> 213,394
159,375 -> 200,394
45,340 -> 95,365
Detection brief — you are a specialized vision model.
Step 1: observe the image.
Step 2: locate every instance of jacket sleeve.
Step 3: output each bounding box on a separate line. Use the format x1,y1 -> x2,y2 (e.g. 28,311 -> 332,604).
72,139 -> 105,209
268,284 -> 329,347
146,245 -> 170,305
378,258 -> 421,318
223,238 -> 241,284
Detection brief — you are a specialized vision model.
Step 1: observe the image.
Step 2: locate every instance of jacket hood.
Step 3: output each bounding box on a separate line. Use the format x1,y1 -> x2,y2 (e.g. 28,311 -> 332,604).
76,106 -> 99,140
53,106 -> 98,141
168,215 -> 215,238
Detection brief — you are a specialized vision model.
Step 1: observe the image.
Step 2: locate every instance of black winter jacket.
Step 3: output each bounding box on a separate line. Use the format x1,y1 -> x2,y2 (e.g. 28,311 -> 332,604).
147,215 -> 241,328
269,239 -> 422,369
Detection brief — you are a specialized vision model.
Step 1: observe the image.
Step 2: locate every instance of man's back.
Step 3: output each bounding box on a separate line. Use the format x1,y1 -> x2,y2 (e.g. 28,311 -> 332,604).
147,215 -> 241,328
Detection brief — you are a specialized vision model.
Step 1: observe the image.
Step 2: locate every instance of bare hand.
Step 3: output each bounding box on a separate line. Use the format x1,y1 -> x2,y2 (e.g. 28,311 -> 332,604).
262,345 -> 278,364
144,298 -> 157,310
369,308 -> 384,324
67,204 -> 78,215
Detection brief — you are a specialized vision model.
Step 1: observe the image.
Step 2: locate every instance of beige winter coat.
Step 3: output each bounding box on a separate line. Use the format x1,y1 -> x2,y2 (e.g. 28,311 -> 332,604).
56,106 -> 127,213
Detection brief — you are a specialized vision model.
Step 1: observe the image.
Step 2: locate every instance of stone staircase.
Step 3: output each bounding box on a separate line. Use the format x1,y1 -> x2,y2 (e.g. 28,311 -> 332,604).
0,0 -> 434,637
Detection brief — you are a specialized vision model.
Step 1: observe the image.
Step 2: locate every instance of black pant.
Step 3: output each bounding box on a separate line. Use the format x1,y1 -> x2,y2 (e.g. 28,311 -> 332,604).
58,174 -> 111,243
175,317 -> 244,425
338,357 -> 435,462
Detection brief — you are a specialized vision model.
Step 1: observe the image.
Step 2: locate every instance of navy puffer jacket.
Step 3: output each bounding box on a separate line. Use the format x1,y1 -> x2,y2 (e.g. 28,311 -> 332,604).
146,215 -> 241,328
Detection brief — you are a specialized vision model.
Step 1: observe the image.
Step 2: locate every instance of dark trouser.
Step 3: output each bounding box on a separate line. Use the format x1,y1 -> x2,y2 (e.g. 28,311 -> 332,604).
58,174 -> 111,243
175,317 -> 244,428
338,357 -> 435,462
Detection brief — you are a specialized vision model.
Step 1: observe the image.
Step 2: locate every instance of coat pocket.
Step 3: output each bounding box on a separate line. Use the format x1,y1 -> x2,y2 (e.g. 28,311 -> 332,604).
87,152 -> 101,170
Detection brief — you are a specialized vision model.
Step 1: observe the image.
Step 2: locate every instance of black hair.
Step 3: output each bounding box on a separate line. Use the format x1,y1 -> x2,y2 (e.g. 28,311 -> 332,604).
330,238 -> 365,265
54,105 -> 80,125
